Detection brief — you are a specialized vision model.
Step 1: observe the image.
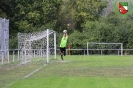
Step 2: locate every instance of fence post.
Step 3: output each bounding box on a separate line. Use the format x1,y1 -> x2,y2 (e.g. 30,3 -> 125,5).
87,43 -> 89,55
121,43 -> 123,56
101,50 -> 103,55
118,50 -> 119,56
8,50 -> 9,63
18,49 -> 20,61
13,50 -> 15,62
2,51 -> 4,65
84,49 -> 85,56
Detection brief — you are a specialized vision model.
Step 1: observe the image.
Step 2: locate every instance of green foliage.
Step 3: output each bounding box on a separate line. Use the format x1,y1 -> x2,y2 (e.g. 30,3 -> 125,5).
2,0 -> 133,49
82,13 -> 133,49
59,0 -> 107,32
68,31 -> 82,48
0,0 -> 63,48
58,12 -> 133,49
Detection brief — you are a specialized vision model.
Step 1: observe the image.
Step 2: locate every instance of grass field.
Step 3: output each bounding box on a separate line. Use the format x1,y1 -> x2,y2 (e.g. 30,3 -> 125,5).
1,55 -> 133,88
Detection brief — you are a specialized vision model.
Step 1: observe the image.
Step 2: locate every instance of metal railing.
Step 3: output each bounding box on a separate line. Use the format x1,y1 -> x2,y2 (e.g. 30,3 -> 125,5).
59,49 -> 133,55
1,49 -> 133,65
0,49 -> 19,65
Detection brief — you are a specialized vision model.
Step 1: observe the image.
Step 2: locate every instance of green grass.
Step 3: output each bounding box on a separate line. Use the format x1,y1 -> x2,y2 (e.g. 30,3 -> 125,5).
4,55 -> 133,88
0,57 -> 46,88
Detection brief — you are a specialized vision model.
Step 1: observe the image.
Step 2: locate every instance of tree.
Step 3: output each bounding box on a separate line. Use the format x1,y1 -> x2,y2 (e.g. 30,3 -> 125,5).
83,13 -> 133,49
58,0 -> 107,32
0,0 -> 62,48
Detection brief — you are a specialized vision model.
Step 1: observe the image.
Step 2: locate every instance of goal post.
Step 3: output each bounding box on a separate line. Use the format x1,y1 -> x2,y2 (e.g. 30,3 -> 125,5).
46,29 -> 56,63
46,29 -> 57,62
18,29 -> 56,64
87,42 -> 123,56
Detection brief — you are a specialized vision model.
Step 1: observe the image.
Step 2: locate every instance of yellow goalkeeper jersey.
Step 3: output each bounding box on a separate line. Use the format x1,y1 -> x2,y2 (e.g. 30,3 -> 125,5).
60,36 -> 68,47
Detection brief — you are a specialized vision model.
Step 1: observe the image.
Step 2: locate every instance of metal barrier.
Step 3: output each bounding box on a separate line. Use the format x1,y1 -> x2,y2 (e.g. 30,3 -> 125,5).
1,49 -> 133,65
0,49 -> 19,65
64,49 -> 133,55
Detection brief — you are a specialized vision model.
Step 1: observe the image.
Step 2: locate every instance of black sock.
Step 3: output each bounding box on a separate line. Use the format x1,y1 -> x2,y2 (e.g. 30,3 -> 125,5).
61,55 -> 63,60
64,52 -> 66,56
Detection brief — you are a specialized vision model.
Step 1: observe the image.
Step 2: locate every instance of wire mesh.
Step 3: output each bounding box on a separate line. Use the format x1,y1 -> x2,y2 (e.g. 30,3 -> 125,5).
18,29 -> 56,64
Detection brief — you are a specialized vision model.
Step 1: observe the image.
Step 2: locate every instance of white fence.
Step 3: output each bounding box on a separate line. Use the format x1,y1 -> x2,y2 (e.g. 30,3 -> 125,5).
62,49 -> 133,55
1,49 -> 133,65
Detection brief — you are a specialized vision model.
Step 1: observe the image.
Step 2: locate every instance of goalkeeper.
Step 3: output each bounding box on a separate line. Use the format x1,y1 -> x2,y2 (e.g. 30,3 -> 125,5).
60,30 -> 68,60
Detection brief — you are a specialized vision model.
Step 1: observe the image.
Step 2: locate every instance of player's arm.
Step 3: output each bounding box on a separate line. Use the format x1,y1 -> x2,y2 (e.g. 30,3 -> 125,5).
63,33 -> 68,37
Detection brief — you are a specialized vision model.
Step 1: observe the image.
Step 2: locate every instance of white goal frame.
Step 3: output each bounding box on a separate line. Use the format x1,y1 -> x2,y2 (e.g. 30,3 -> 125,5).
87,42 -> 123,56
18,29 -> 56,64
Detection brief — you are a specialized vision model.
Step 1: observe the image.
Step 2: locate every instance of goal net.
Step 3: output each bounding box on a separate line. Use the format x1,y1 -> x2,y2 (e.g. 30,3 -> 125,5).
87,42 -> 123,56
18,29 -> 56,64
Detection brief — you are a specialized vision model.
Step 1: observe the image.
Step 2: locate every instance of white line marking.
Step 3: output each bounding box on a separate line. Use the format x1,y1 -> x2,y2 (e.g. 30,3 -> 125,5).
22,64 -> 47,79
5,64 -> 47,88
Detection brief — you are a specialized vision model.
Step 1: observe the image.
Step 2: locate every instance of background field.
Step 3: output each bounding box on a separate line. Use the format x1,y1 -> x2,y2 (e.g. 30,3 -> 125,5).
1,55 -> 133,88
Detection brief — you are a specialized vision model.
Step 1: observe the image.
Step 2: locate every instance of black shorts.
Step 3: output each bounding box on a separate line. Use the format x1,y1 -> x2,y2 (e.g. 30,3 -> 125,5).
60,47 -> 66,55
